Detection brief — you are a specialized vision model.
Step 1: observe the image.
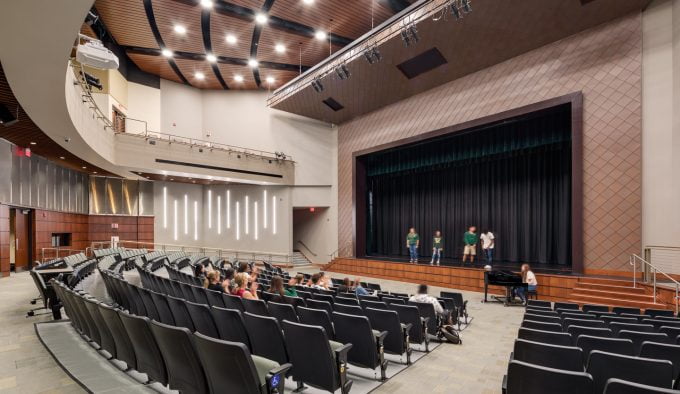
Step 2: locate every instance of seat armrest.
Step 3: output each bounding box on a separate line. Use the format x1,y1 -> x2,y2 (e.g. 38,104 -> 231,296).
334,343 -> 353,360
420,316 -> 430,325
374,330 -> 389,344
508,351 -> 514,361
265,362 -> 292,394
502,374 -> 507,394
401,323 -> 413,333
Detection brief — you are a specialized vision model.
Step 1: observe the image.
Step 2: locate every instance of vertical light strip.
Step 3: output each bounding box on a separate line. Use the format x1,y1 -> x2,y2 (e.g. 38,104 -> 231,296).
163,186 -> 167,228
207,189 -> 212,228
272,195 -> 277,235
193,201 -> 198,241
263,190 -> 268,228
226,190 -> 231,229
173,199 -> 178,241
245,196 -> 249,235
184,194 -> 188,235
254,201 -> 259,240
217,195 -> 222,234
236,201 -> 240,240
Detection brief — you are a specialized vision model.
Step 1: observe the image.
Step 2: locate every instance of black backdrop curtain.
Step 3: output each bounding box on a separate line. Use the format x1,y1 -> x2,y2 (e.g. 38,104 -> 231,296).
365,105 -> 572,266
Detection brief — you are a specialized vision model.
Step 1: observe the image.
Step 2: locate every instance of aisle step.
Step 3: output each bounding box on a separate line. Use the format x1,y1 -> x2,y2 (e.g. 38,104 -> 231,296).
574,282 -> 647,294
567,294 -> 666,310
570,288 -> 654,302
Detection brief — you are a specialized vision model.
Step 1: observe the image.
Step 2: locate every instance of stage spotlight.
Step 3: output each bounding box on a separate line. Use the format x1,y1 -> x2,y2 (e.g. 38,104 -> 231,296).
334,63 -> 350,80
83,72 -> 103,90
310,77 -> 324,93
462,0 -> 472,13
363,45 -> 382,64
450,1 -> 461,19
400,23 -> 419,47
408,24 -> 419,44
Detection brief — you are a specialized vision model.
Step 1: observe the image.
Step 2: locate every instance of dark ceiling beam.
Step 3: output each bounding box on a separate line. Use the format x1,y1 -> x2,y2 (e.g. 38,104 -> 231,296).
249,0 -> 277,87
124,46 -> 311,72
201,9 -> 229,89
381,0 -> 412,14
142,0 -> 190,85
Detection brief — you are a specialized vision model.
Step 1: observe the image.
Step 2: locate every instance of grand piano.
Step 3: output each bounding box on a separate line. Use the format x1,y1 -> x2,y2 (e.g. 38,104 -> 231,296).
483,270 -> 527,306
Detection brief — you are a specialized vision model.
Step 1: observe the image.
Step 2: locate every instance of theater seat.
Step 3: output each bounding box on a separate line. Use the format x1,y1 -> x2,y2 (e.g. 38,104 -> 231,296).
505,360 -> 593,394
185,301 -> 219,338
243,312 -> 290,366
298,306 -> 335,340
389,303 -> 430,351
365,307 -> 413,364
97,303 -> 137,370
118,311 -> 168,385
604,378 -> 680,394
210,306 -> 252,350
267,301 -> 299,324
586,351 -> 674,393
332,311 -> 388,380
512,339 -> 584,372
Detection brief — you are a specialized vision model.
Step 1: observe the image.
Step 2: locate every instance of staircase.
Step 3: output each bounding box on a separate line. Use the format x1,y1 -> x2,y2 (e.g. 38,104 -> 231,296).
568,277 -> 668,310
292,251 -> 312,266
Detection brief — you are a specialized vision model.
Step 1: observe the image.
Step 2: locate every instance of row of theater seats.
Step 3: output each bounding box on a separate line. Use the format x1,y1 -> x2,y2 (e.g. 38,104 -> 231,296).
52,278 -> 291,394
503,300 -> 680,394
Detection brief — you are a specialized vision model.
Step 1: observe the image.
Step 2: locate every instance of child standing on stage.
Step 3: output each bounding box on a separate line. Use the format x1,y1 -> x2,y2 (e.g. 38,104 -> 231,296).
480,229 -> 495,265
406,227 -> 420,263
462,226 -> 478,264
430,230 -> 443,265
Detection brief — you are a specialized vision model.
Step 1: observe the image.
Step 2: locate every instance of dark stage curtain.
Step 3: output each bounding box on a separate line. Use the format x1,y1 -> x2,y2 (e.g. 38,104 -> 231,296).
365,105 -> 572,266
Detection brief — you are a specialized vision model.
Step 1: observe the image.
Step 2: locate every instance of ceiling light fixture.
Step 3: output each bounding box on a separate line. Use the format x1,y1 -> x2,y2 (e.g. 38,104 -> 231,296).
162,48 -> 173,57
200,0 -> 213,9
310,77 -> 324,92
226,34 -> 237,44
255,13 -> 268,24
247,58 -> 259,68
363,44 -> 382,64
400,23 -> 419,47
93,171 -> 97,174
450,1 -> 461,19
195,72 -> 205,80
314,30 -> 327,41
266,76 -> 275,84
206,53 -> 217,62
234,74 -> 244,82
303,0 -> 314,4
334,63 -> 350,80
29,141 -> 36,145
82,166 -> 87,169
174,25 -> 187,34
462,0 -> 472,13
274,44 -> 286,53
59,156 -> 65,160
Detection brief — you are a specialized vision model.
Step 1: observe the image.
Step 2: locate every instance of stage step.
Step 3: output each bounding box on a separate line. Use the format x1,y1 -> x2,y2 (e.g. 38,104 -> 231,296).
574,282 -> 647,294
567,294 -> 666,310
565,276 -> 672,310
570,288 -> 655,303
577,277 -> 637,287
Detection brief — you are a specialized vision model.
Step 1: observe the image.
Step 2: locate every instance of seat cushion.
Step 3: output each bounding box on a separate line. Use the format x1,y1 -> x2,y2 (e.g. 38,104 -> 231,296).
251,355 -> 280,386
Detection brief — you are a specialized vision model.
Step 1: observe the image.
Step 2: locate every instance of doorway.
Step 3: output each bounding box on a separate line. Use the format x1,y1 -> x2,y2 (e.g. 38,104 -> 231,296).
9,208 -> 32,272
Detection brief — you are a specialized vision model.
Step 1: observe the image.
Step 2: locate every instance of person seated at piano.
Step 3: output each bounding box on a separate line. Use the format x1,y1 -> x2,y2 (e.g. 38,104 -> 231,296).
514,263 -> 538,304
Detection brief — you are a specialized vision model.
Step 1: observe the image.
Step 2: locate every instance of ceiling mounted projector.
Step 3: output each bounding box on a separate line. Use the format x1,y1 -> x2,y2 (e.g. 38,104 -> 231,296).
76,35 -> 119,70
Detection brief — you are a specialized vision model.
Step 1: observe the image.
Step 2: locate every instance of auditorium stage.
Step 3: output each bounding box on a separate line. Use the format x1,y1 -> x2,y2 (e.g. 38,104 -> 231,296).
362,255 -> 574,275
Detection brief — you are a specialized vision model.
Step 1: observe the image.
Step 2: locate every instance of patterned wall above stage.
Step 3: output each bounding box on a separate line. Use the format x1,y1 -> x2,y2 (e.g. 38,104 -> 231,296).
338,14 -> 642,274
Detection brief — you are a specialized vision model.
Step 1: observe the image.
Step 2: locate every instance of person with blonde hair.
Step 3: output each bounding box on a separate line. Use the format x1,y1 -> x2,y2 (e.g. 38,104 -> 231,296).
203,270 -> 228,293
514,263 -> 538,304
231,272 -> 259,300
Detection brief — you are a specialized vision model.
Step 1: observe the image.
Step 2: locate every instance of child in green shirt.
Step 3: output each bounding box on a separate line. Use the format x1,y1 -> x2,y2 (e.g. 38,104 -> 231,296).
406,227 -> 419,263
430,230 -> 443,265
462,226 -> 478,264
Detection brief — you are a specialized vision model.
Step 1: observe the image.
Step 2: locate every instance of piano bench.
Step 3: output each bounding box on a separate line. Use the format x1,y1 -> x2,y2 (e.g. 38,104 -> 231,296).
527,289 -> 538,300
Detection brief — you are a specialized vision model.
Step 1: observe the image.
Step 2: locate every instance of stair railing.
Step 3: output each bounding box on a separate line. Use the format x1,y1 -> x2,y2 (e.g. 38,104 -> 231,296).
629,254 -> 680,314
329,242 -> 353,260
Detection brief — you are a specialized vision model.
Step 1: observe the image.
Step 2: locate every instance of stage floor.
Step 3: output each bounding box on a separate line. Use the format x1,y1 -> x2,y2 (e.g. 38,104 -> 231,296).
363,255 -> 574,275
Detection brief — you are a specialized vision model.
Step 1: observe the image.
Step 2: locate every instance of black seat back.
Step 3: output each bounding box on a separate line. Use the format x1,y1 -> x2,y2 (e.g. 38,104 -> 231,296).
517,328 -> 572,347
137,287 -> 160,321
185,301 -> 219,338
332,312 -> 379,369
524,313 -> 561,324
334,304 -> 364,316
553,302 -> 580,311
222,293 -> 245,311
506,359 -> 593,394
614,307 -> 642,315
267,301 -> 299,324
361,300 -> 388,310
282,321 -> 340,392
382,296 -> 405,305
577,335 -> 635,363
179,283 -> 196,302
98,303 -> 136,369
242,298 -> 269,316
169,280 -> 183,299
646,309 -> 676,319
408,301 -> 438,335
335,296 -> 360,306
618,331 -> 669,354
306,299 -> 333,315
191,286 -> 210,306
390,304 -> 427,345
166,296 -> 195,331
210,306 -> 251,350
562,318 -> 606,331
192,332 -> 265,394
243,312 -> 289,365
149,321 -> 207,393
83,298 -> 116,357
610,322 -> 655,335
312,293 -> 335,305
365,307 -> 407,356
118,311 -> 167,385
205,289 -> 225,308
522,320 -> 563,332
513,339 -> 584,372
587,350 -> 674,393
604,378 -> 680,394
298,307 -> 334,340
583,304 -> 610,313
71,293 -> 99,344
639,342 -> 680,382
567,325 -> 613,344
149,291 -> 175,325
527,300 -> 552,308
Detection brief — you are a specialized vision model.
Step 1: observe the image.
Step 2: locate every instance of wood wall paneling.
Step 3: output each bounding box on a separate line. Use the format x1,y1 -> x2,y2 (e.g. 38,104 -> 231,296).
0,205 -> 9,276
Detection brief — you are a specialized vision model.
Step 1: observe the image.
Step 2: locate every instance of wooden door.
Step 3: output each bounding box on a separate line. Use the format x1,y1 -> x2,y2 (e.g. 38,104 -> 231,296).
13,210 -> 30,271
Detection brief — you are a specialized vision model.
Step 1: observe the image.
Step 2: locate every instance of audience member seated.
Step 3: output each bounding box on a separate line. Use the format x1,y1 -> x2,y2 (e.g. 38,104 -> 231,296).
353,277 -> 373,296
514,263 -> 538,304
268,276 -> 295,302
194,263 -> 205,280
288,274 -> 305,288
409,284 -> 453,325
204,271 -> 228,293
231,272 -> 259,300
308,273 -> 326,290
337,277 -> 352,293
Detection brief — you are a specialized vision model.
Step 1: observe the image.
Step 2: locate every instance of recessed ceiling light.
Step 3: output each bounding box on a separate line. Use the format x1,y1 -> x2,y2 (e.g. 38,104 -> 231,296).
162,49 -> 173,57
82,166 -> 87,169
59,156 -> 65,160
255,13 -> 268,24
266,76 -> 275,84
226,34 -> 237,44
247,58 -> 258,68
314,30 -> 327,41
29,141 -> 36,145
195,72 -> 205,80
174,25 -> 186,34
206,53 -> 217,62
234,74 -> 244,82
274,44 -> 286,53
303,0 -> 314,4
200,0 -> 213,8
170,178 -> 174,181
93,171 -> 97,174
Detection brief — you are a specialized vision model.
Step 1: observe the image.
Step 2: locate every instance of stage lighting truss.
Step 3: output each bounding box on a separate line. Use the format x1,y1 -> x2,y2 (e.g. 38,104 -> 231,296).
400,22 -> 419,47
334,63 -> 351,80
363,44 -> 382,64
310,77 -> 324,93
449,0 -> 471,19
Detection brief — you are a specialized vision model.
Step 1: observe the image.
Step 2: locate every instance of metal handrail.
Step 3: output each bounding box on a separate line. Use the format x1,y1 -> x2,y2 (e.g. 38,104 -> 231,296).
40,247 -> 86,262
295,240 -> 317,257
69,60 -> 293,163
630,254 -> 680,314
329,242 -> 353,260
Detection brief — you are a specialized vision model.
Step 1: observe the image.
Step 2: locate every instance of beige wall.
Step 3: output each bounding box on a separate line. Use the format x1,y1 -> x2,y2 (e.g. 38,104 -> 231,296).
337,14 -> 644,273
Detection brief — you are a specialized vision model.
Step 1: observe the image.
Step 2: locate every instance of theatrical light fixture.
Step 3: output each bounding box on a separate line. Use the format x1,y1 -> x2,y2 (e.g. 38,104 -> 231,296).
314,30 -> 327,41
462,0 -> 472,13
266,76 -> 275,84
206,53 -> 217,62
310,77 -> 324,93
174,25 -> 187,34
226,34 -> 237,44
274,44 -> 286,53
400,23 -> 419,47
450,1 -> 461,19
162,48 -> 173,57
248,58 -> 259,68
195,72 -> 205,80
83,72 -> 103,90
363,45 -> 382,64
255,13 -> 268,24
200,0 -> 213,9
234,74 -> 244,82
59,156 -> 65,159
334,63 -> 350,80
303,0 -> 314,4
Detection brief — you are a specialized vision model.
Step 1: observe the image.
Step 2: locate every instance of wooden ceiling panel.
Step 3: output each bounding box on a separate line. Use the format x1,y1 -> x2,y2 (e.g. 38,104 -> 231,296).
80,23 -> 97,39
256,25 -> 341,66
95,0 -> 159,49
127,52 -> 184,84
174,58 -> 224,89
216,63 -> 259,90
258,69 -> 301,90
268,0 -> 395,40
210,11 -> 255,59
153,0 -> 206,54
